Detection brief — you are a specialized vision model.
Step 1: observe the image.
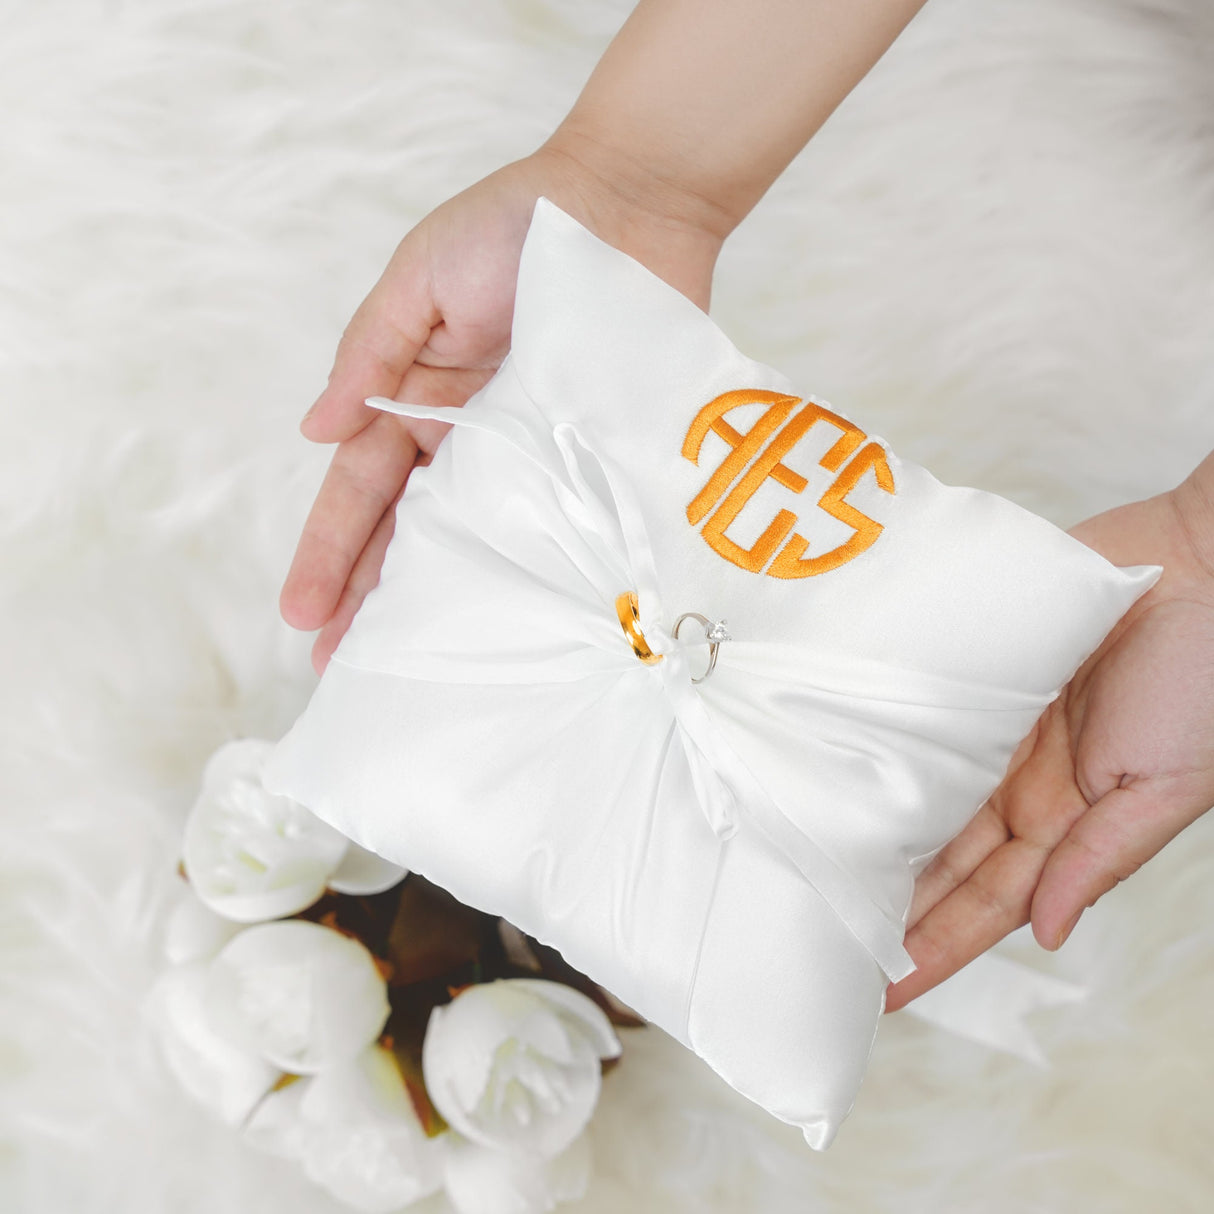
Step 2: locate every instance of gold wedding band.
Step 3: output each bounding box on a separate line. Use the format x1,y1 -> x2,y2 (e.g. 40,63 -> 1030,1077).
615,592 -> 664,666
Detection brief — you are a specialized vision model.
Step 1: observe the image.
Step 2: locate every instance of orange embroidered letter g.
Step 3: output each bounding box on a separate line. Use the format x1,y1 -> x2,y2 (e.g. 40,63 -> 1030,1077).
682,389 -> 895,578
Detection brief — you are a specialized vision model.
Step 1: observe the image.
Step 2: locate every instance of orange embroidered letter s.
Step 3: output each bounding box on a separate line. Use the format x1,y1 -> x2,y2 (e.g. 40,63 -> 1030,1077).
683,389 -> 894,578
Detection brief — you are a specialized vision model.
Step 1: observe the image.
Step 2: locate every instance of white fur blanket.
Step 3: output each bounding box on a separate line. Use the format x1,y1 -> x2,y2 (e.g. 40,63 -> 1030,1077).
3,0 -> 1213,1210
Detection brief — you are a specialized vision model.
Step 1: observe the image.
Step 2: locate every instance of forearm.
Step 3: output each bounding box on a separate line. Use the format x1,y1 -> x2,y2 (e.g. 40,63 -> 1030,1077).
542,0 -> 929,240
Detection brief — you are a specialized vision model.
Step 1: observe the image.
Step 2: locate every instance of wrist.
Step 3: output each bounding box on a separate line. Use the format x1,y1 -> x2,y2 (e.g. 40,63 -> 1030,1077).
540,119 -> 743,244
1170,451 -> 1214,580
524,128 -> 726,312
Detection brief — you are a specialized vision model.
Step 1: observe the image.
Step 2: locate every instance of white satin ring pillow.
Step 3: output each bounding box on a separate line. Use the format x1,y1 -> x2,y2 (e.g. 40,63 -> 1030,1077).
264,198 -> 1158,1149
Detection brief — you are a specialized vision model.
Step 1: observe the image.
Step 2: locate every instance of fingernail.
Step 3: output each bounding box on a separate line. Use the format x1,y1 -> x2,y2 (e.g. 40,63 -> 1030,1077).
300,402 -> 323,438
1055,910 -> 1082,949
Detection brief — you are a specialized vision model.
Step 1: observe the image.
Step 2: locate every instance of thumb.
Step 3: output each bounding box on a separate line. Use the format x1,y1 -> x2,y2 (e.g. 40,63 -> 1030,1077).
1030,778 -> 1203,950
302,234 -> 440,444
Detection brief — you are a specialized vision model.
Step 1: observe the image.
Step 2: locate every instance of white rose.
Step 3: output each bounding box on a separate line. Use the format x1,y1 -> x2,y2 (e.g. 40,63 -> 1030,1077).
422,978 -> 621,1159
203,919 -> 390,1073
182,738 -> 405,923
244,1044 -> 444,1214
442,1131 -> 591,1214
144,961 -> 280,1125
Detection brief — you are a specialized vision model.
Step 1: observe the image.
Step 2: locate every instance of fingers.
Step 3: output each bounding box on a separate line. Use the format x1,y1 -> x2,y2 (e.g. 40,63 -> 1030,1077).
1030,778 -> 1208,950
395,360 -> 499,415
885,835 -> 1048,1013
284,358 -> 493,635
301,240 -> 440,445
905,719 -> 1050,930
309,480 -> 405,676
905,802 -> 1010,930
280,413 -> 420,631
891,777 -> 1212,1013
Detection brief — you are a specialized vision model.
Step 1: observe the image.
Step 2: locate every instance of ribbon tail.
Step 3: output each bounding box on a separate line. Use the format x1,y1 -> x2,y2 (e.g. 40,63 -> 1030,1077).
672,684 -> 915,985
903,951 -> 1087,1064
367,395 -> 560,480
682,738 -> 741,842
743,783 -> 917,984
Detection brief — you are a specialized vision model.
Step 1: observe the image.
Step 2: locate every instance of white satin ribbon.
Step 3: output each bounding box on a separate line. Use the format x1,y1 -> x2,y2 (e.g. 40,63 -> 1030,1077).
905,947 -> 1086,1064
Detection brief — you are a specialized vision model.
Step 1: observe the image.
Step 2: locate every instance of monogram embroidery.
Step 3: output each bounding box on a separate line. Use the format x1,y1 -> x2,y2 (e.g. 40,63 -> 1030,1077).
682,389 -> 894,578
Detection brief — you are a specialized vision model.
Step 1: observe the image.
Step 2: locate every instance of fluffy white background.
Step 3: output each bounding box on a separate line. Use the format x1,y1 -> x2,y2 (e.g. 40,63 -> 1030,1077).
3,0 -> 1213,1210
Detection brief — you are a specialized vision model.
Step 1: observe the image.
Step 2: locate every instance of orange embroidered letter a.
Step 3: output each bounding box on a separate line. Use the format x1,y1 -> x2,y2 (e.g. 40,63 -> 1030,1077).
682,389 -> 894,577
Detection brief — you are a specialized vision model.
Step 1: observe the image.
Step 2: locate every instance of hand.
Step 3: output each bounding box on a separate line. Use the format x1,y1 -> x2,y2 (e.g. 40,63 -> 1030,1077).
885,468 -> 1214,1013
276,0 -> 936,678
279,139 -> 726,674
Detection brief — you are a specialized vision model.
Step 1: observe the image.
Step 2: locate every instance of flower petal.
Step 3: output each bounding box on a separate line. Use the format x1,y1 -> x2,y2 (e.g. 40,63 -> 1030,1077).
243,1075 -> 308,1159
421,1001 -> 495,1141
327,841 -> 408,896
183,738 -> 348,924
247,1047 -> 445,1214
145,963 -> 280,1125
442,1132 -> 591,1214
507,979 -> 622,1061
422,980 -> 611,1157
204,919 -> 389,1073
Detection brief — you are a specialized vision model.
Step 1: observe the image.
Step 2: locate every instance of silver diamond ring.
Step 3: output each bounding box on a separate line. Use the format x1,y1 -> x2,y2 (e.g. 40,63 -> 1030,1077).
672,612 -> 731,684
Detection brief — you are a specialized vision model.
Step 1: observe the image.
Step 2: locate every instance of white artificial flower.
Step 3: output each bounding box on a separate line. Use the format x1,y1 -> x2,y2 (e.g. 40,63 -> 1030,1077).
144,961 -> 280,1125
203,919 -> 390,1074
422,978 -> 621,1159
182,738 -> 406,924
442,1131 -> 591,1214
244,1044 -> 445,1213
